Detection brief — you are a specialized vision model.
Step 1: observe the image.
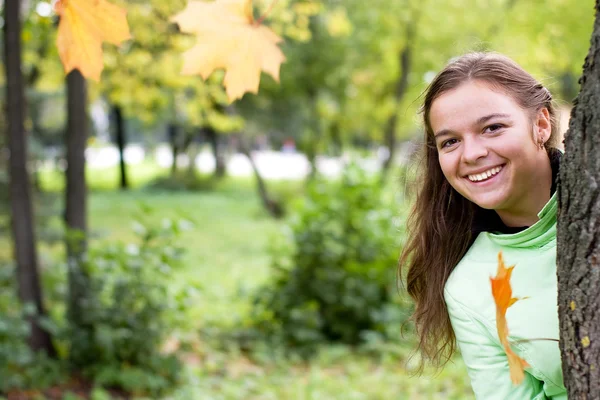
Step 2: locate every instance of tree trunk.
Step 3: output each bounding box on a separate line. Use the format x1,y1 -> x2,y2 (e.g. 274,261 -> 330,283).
239,137 -> 284,219
381,26 -> 413,181
65,70 -> 93,366
205,126 -> 226,178
112,105 -> 129,190
330,121 -> 343,157
305,133 -> 318,182
168,123 -> 179,176
3,0 -> 55,356
557,1 -> 600,398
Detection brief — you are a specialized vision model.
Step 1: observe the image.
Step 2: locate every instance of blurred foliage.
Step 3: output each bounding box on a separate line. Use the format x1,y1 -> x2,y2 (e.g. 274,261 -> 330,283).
63,208 -> 197,396
0,167 -> 62,253
144,170 -> 219,192
10,0 -> 594,157
248,164 -> 410,354
0,263 -> 63,392
0,206 -> 199,396
1,0 -> 596,397
237,0 -> 595,157
0,166 -> 477,398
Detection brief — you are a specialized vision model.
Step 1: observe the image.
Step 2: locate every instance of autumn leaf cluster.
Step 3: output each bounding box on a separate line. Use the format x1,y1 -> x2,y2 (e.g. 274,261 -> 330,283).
55,0 -> 285,101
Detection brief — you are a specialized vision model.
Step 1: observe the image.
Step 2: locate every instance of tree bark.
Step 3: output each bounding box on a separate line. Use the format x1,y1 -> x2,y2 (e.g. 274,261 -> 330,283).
381,26 -> 413,181
3,0 -> 55,356
112,105 -> 129,190
238,137 -> 284,219
65,70 -> 93,365
557,1 -> 600,398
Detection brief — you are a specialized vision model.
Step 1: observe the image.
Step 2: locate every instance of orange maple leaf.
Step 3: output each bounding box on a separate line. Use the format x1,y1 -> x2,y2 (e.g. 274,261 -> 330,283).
55,0 -> 131,81
490,251 -> 529,385
171,0 -> 286,102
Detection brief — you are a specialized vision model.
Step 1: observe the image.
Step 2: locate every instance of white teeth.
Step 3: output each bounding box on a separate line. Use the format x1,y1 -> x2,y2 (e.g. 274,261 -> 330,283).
468,166 -> 502,182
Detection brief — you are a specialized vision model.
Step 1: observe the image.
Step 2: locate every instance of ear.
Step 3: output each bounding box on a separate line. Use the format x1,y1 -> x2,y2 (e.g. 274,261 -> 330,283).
534,107 -> 552,145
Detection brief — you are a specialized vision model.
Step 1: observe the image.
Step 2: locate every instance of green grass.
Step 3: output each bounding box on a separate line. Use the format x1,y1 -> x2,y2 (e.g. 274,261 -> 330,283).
171,348 -> 474,399
13,163 -> 474,399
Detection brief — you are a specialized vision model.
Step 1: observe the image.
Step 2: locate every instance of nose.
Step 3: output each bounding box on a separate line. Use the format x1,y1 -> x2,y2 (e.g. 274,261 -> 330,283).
461,135 -> 488,164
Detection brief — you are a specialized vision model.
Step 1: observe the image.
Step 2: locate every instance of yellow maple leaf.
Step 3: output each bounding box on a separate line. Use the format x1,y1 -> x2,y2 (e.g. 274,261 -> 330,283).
171,0 -> 286,102
490,251 -> 530,385
55,0 -> 131,81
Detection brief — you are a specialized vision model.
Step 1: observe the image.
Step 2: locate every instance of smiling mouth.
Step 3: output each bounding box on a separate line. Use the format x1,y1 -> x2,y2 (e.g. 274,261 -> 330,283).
466,165 -> 504,182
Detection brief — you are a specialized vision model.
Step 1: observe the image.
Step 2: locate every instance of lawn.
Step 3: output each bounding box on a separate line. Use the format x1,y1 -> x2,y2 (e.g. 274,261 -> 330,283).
5,163 -> 475,399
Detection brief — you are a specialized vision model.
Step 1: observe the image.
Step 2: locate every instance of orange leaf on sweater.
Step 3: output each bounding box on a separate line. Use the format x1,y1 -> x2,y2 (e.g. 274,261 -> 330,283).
55,0 -> 131,81
171,0 -> 286,102
490,251 -> 529,385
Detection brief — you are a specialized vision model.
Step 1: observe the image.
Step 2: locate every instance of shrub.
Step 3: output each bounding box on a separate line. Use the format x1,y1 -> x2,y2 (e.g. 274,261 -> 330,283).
0,206 -> 198,397
251,164 -> 410,354
63,209 -> 197,396
0,263 -> 63,392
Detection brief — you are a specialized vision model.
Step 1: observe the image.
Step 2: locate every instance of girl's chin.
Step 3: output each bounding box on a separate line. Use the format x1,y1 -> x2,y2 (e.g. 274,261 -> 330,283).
467,194 -> 507,210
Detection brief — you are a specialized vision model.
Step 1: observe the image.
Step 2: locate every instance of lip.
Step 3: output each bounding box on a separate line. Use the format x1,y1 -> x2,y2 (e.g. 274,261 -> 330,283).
463,164 -> 505,184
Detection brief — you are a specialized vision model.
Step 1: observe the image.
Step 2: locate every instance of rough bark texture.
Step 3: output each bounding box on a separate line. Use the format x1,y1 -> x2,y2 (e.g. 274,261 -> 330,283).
3,0 -> 55,355
557,1 -> 600,398
113,105 -> 129,190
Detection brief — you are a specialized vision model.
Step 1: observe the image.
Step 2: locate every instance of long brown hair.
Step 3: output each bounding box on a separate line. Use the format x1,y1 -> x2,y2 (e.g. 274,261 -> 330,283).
399,52 -> 560,369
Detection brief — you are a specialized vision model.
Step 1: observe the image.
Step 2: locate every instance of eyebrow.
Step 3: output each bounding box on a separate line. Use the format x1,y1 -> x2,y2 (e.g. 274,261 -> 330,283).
434,113 -> 511,139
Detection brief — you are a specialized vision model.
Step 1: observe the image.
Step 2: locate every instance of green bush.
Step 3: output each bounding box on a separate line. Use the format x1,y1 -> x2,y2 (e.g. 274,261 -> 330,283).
0,263 -> 63,392
0,206 -> 198,397
251,164 -> 410,353
63,209 -> 197,396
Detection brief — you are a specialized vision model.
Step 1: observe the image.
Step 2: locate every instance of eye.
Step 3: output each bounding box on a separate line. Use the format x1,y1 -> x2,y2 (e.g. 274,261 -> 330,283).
441,138 -> 459,149
484,123 -> 504,133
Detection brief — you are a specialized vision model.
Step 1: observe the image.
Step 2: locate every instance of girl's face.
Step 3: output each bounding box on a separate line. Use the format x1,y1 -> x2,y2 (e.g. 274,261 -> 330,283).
429,80 -> 552,222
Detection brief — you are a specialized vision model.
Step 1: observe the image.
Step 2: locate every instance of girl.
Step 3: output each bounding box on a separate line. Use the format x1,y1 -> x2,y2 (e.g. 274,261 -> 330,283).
399,52 -> 566,399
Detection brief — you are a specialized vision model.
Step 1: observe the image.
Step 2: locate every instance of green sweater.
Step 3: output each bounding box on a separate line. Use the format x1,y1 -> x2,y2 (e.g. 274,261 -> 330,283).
444,193 -> 566,399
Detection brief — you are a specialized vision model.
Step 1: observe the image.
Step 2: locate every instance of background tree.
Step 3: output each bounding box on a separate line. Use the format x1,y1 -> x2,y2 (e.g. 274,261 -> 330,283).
557,0 -> 600,397
101,0 -> 242,183
64,69 -> 93,366
3,0 -> 55,355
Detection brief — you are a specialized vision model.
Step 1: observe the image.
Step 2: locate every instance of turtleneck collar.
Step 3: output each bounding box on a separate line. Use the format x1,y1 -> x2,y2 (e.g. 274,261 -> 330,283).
471,148 -> 561,236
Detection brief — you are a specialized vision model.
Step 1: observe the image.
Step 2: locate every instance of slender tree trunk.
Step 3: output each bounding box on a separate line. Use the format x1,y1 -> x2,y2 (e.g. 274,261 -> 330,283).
381,26 -> 413,181
305,133 -> 318,182
3,0 -> 55,356
182,129 -> 197,174
112,105 -> 129,190
65,70 -> 93,366
28,96 -> 43,193
168,123 -> 179,176
205,126 -> 226,178
239,137 -> 284,219
330,121 -> 343,157
557,1 -> 600,398
187,142 -> 198,175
